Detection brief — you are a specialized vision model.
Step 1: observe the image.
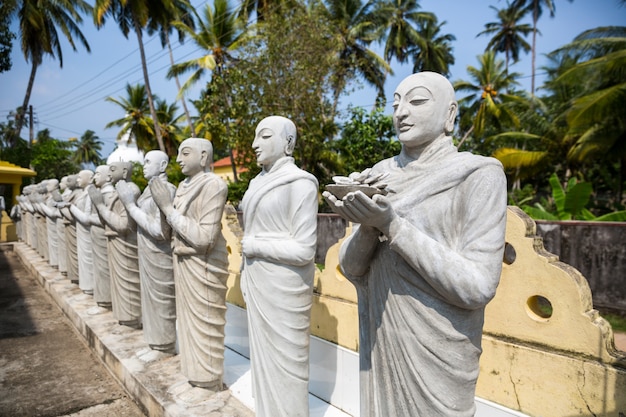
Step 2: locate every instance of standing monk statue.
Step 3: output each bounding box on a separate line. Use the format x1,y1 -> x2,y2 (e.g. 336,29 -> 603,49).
150,138 -> 229,391
55,176 -> 70,275
59,175 -> 81,285
70,169 -> 95,294
240,116 -> 318,417
89,161 -> 142,328
32,182 -> 49,260
38,179 -> 61,268
117,151 -> 177,356
88,165 -> 115,310
324,72 -> 508,416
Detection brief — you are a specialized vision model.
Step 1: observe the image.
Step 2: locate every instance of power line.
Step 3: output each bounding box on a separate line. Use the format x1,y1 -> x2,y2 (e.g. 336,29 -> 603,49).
35,0 -> 245,117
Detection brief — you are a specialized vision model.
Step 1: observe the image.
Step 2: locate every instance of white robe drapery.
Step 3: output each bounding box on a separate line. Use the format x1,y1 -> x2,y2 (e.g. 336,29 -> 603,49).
241,157 -> 318,417
340,138 -> 507,417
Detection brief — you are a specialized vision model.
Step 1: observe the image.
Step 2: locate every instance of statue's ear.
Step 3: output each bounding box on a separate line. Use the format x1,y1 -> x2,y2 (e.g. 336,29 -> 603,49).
285,135 -> 295,156
159,158 -> 168,172
200,150 -> 209,168
445,101 -> 458,135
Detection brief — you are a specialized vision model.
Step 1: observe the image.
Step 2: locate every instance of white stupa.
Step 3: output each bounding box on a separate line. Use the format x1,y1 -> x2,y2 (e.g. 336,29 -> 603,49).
106,129 -> 145,164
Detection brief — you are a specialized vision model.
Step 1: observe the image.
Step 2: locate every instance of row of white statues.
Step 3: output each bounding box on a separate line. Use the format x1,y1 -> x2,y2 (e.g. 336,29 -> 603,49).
12,73 -> 507,417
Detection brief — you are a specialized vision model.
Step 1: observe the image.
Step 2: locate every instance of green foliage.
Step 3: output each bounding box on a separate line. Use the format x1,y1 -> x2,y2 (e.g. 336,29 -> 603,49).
477,2 -> 532,71
0,135 -> 31,170
72,130 -> 104,168
0,2 -> 15,73
454,50 -> 524,143
508,183 -> 535,206
196,7 -> 341,197
226,168 -> 259,208
410,17 -> 456,76
600,310 -> 626,333
30,130 -> 79,182
106,84 -> 156,152
522,173 -> 626,221
166,159 -> 185,187
331,107 -> 400,175
13,0 -> 92,134
131,162 -> 147,192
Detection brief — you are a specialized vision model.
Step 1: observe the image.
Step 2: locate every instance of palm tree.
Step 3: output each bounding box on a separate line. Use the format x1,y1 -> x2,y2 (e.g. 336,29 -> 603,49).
168,0 -> 245,180
94,0 -> 174,153
72,129 -> 103,168
0,1 -> 15,73
512,0 -> 573,94
105,83 -> 156,151
167,0 -> 244,96
552,26 -> 626,201
477,1 -> 532,74
238,0 -> 293,22
147,0 -> 196,133
411,17 -> 455,76
322,0 -> 391,115
154,98 -> 185,157
454,50 -> 523,145
14,0 -> 92,138
375,0 -> 434,64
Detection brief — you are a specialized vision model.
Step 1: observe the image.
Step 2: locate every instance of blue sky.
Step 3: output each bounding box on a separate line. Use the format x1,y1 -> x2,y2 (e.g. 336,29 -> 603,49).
1,0 -> 624,158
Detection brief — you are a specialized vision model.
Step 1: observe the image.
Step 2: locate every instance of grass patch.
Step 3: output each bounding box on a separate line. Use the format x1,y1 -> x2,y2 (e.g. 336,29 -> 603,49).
602,312 -> 626,333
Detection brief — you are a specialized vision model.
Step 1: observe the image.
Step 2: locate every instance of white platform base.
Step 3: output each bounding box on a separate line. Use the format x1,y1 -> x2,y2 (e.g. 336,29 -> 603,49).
224,303 -> 529,417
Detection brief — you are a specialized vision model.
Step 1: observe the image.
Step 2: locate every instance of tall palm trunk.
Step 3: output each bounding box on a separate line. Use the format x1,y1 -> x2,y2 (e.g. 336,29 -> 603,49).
14,61 -> 38,140
530,1 -> 538,95
134,20 -> 166,153
165,32 -> 194,134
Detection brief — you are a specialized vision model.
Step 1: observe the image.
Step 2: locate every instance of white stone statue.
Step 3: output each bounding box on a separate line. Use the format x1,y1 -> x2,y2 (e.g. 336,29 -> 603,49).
150,138 -> 229,390
10,201 -> 21,242
54,176 -> 70,274
37,179 -> 61,268
18,186 -> 34,248
324,72 -> 508,416
70,170 -> 95,294
88,165 -> 115,309
32,182 -> 49,260
240,116 -> 318,417
117,150 -> 176,354
89,162 -> 142,328
59,175 -> 81,284
16,190 -> 33,246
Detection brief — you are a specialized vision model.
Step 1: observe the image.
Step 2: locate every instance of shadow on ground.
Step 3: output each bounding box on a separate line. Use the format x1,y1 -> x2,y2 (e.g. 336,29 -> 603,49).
0,245 -> 145,417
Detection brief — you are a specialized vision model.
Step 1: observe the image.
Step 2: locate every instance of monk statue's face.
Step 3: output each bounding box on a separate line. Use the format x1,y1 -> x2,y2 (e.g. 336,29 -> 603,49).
252,117 -> 294,169
77,171 -> 93,188
67,176 -> 78,190
108,162 -> 130,184
143,151 -> 168,180
393,72 -> 457,151
177,145 -> 204,177
93,166 -> 111,187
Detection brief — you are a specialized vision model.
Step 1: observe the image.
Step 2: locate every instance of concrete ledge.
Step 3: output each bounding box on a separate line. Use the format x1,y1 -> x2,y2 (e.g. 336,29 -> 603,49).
13,242 -> 254,417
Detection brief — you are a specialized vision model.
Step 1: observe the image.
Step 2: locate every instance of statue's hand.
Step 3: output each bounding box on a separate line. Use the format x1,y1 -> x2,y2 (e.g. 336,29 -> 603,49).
116,180 -> 136,206
241,237 -> 256,258
51,189 -> 63,202
324,191 -> 395,234
87,185 -> 104,207
149,177 -> 173,216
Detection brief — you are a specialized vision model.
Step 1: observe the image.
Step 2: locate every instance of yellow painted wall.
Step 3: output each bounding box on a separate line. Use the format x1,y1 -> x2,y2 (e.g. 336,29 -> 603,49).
222,206 -> 626,416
